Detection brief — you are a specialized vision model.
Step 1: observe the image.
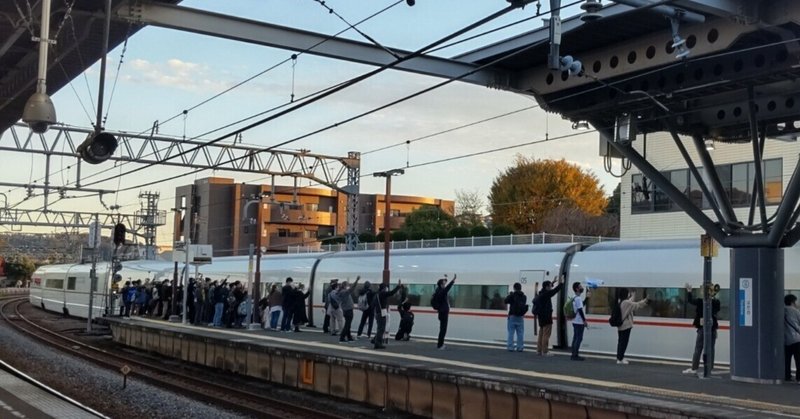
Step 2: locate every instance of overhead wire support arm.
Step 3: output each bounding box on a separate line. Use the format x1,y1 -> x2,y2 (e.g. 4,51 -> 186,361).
3,123 -> 358,191
664,119 -> 730,232
747,85 -> 769,229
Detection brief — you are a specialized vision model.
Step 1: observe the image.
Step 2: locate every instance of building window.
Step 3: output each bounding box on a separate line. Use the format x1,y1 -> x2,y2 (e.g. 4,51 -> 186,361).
278,229 -> 289,237
306,203 -> 319,212
303,230 -> 317,239
764,159 -> 782,204
631,174 -> 652,213
390,209 -> 401,217
631,158 -> 782,214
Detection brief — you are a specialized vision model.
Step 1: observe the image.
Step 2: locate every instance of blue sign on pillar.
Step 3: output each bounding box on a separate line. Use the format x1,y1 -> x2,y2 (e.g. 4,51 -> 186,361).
739,277 -> 752,327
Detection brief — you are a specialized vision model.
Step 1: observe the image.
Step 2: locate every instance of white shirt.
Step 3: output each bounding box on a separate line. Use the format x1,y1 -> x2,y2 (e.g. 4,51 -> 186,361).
571,295 -> 585,325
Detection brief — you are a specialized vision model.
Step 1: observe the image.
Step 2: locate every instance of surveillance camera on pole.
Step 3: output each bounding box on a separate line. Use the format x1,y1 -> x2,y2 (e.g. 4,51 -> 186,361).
23,0 -> 57,134
22,92 -> 57,134
77,131 -> 118,164
559,55 -> 583,77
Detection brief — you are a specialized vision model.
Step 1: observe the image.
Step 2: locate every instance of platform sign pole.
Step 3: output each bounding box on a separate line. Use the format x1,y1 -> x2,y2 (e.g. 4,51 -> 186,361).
700,234 -> 718,379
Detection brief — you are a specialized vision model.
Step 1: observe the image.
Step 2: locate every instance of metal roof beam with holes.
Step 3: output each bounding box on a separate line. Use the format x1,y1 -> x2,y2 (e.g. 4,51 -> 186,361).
473,0 -> 800,384
1,124 -> 359,192
112,1 -> 509,88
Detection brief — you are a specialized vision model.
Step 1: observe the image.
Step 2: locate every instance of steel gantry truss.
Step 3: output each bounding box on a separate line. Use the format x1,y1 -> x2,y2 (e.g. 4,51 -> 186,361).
0,208 -> 140,232
3,123 -> 360,187
2,123 -> 362,249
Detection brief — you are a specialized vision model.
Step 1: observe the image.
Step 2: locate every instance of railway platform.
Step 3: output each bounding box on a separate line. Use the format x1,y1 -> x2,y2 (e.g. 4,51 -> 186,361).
0,368 -> 105,418
107,317 -> 799,419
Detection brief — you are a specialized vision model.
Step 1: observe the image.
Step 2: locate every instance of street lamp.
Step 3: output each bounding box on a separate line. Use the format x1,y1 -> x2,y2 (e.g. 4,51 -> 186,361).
373,169 -> 404,286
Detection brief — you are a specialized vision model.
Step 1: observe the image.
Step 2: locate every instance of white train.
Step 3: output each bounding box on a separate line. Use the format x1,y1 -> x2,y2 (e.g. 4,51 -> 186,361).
29,239 -> 800,363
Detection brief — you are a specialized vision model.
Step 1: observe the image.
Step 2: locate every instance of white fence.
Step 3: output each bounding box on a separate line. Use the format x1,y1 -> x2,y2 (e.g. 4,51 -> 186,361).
288,232 -> 618,253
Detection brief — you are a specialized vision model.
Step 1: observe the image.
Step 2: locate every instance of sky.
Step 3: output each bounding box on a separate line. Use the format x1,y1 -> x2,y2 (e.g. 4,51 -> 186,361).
3,0 -> 621,245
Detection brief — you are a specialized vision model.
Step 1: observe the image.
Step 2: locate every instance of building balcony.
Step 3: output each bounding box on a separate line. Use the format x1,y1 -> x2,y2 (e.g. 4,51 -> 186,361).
267,207 -> 337,225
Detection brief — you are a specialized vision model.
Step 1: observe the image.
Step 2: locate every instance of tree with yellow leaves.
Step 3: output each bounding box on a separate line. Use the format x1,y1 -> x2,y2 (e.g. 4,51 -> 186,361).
489,156 -> 608,234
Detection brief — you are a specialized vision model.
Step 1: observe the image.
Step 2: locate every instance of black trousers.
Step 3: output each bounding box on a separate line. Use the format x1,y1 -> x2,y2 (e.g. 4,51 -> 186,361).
374,315 -> 387,348
437,311 -> 449,348
323,312 -> 330,333
357,309 -> 374,337
617,328 -> 632,360
785,342 -> 800,381
340,309 -> 354,341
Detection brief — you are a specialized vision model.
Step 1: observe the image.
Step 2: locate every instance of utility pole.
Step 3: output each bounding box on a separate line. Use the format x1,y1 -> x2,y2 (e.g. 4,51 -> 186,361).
86,213 -> 99,332
373,169 -> 404,286
242,192 -> 268,329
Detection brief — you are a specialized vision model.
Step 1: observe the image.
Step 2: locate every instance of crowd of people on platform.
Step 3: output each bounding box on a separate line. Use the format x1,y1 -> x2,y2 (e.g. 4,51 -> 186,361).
115,272 -> 800,380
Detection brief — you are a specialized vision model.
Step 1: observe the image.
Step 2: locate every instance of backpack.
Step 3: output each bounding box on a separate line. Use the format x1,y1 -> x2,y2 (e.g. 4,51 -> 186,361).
431,291 -> 442,311
609,302 -> 623,327
357,292 -> 369,311
563,296 -> 576,319
509,293 -> 528,317
531,295 -> 541,317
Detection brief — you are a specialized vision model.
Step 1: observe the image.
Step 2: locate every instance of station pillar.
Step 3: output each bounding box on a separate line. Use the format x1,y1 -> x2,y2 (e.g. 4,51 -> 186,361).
729,247 -> 784,384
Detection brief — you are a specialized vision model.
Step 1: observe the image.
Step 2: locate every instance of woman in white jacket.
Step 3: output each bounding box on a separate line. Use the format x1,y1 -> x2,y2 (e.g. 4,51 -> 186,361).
615,288 -> 648,365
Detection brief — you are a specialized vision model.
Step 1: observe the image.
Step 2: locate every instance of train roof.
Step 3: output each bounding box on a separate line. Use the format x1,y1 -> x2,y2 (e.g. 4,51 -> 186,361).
320,243 -> 581,260
33,263 -> 77,274
582,239 -> 698,252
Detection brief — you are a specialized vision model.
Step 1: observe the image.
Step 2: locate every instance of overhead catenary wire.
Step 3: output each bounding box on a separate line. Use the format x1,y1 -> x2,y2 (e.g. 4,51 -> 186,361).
7,1 -> 407,196
79,2 -> 530,189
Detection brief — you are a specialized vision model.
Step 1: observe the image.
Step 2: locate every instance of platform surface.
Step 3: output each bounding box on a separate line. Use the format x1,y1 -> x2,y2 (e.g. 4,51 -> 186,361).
119,316 -> 800,419
0,369 -> 101,419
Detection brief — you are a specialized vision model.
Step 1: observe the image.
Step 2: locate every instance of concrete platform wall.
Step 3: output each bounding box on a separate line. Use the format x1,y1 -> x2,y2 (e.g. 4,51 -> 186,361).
108,322 -> 674,419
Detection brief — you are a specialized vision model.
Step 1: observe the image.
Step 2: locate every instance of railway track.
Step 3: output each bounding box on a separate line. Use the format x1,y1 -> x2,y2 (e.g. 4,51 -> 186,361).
0,297 -> 347,419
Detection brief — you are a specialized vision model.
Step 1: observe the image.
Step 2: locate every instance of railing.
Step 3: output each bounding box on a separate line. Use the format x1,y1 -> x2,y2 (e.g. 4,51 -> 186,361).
287,232 -> 618,253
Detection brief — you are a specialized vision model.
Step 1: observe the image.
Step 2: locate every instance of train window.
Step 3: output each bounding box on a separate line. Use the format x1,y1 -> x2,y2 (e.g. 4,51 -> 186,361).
590,287 -> 732,321
586,288 -> 611,315
448,285 -> 508,310
45,278 -> 64,289
67,277 -> 77,290
405,284 -> 435,308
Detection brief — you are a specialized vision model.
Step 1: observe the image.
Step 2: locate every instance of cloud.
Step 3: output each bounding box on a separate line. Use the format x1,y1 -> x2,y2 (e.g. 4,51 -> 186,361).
123,58 -> 233,93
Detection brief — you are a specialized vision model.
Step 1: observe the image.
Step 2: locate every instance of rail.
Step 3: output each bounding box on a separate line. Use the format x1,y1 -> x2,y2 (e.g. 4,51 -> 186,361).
288,232 -> 618,253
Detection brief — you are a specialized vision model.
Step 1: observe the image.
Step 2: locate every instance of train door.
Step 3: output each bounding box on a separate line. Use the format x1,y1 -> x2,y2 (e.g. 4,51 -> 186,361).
518,270 -> 546,345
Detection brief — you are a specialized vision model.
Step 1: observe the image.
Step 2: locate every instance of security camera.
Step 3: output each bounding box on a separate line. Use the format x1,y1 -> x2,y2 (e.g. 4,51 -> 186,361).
22,92 -> 57,134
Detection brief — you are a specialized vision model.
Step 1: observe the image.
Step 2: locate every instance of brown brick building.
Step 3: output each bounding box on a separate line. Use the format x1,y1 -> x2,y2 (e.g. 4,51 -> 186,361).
174,177 -> 454,255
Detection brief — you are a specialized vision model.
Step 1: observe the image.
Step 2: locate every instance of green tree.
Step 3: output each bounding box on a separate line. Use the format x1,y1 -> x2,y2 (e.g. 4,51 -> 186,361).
400,205 -> 457,239
489,156 -> 608,233
492,224 -> 515,236
449,226 -> 471,238
5,256 -> 36,281
358,232 -> 376,243
470,225 -> 491,237
392,231 -> 408,242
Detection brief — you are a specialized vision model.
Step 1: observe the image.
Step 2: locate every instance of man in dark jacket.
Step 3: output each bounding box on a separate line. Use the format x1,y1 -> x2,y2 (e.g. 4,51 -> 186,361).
682,283 -> 721,374
373,280 -> 402,349
432,274 -> 456,350
357,281 -> 376,339
534,275 -> 564,356
280,278 -> 295,331
504,283 -> 527,352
